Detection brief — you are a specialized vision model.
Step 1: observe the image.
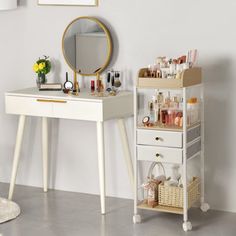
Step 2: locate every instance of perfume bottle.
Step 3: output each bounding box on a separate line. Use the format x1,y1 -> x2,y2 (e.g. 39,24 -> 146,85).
74,81 -> 80,95
97,79 -> 101,93
157,92 -> 164,104
114,71 -> 122,88
165,91 -> 171,108
97,79 -> 105,94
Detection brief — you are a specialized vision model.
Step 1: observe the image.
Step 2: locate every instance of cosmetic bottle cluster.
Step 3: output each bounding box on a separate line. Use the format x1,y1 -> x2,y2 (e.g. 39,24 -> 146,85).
90,69 -> 122,96
142,91 -> 200,128
144,49 -> 198,79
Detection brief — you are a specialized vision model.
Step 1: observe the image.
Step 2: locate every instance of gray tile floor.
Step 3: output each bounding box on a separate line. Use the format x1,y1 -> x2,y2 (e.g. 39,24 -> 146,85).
0,183 -> 236,236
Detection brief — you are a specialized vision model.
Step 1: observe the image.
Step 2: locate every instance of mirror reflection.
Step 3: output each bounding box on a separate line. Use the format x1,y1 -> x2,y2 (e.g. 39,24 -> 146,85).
63,17 -> 112,75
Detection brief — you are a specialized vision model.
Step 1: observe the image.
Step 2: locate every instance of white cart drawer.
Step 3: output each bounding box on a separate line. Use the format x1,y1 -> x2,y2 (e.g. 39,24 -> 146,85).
137,129 -> 182,148
5,96 -> 53,117
137,145 -> 182,164
52,100 -> 103,121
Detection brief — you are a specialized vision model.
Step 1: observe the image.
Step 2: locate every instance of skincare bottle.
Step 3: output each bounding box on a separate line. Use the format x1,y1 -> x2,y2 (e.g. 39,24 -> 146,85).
97,79 -> 105,94
111,73 -> 115,91
147,65 -> 152,77
161,109 -> 168,125
157,92 -> 164,104
91,80 -> 95,94
187,98 -> 199,125
179,97 -> 183,110
157,92 -> 164,122
73,71 -> 77,93
148,102 -> 155,123
106,71 -> 112,92
75,81 -> 80,95
97,79 -> 101,93
171,96 -> 179,109
152,96 -> 158,124
165,91 -> 171,108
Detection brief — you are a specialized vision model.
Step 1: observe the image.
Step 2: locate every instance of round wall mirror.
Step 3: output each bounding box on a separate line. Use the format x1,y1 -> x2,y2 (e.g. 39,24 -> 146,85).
62,17 -> 112,76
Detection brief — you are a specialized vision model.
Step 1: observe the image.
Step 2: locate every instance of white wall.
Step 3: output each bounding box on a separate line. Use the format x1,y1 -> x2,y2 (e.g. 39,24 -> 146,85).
0,0 -> 236,212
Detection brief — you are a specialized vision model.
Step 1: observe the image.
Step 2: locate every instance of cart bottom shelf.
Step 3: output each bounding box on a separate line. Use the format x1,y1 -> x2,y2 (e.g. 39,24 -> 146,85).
138,202 -> 183,215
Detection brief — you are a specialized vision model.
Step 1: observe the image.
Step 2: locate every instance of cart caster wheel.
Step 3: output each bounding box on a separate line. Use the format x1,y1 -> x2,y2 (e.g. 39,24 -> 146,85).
201,203 -> 210,212
133,214 -> 141,224
182,221 -> 192,232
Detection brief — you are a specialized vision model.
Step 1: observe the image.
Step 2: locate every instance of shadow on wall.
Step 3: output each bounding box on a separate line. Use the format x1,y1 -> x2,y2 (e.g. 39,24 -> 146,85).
95,16 -> 134,90
23,117 -> 38,183
51,58 -> 62,83
97,17 -> 119,70
18,0 -> 27,7
203,57 -> 233,210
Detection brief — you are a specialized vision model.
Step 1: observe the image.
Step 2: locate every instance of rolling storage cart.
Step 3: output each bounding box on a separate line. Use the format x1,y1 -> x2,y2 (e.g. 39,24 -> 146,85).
133,67 -> 210,231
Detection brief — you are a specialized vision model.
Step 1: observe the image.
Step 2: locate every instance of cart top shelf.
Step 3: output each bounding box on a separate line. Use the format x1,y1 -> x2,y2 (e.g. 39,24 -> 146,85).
137,67 -> 202,89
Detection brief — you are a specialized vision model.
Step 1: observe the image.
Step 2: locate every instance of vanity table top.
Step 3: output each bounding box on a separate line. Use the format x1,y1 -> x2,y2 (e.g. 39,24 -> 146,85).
6,87 -> 132,103
5,87 -> 133,121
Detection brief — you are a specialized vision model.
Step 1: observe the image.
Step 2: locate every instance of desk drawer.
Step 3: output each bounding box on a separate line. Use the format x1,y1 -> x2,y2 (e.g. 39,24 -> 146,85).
52,100 -> 103,121
137,145 -> 182,164
137,129 -> 182,148
5,96 -> 53,117
6,96 -> 103,121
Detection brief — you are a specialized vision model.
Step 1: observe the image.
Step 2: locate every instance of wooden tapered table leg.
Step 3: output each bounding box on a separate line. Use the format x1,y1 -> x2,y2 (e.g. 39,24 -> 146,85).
97,121 -> 105,215
42,117 -> 48,192
8,115 -> 26,200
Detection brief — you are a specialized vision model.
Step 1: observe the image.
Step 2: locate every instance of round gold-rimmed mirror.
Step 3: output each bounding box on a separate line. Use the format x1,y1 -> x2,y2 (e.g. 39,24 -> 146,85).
62,16 -> 112,76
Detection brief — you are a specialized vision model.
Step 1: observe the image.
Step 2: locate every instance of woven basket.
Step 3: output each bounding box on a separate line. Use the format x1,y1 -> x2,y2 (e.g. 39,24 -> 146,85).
158,177 -> 200,208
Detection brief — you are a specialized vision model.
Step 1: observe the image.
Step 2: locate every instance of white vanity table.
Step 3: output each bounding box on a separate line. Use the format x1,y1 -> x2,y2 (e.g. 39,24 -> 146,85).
5,87 -> 134,214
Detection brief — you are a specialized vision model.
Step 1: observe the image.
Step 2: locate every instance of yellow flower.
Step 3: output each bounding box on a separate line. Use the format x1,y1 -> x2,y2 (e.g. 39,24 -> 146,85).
33,63 -> 39,72
39,62 -> 45,70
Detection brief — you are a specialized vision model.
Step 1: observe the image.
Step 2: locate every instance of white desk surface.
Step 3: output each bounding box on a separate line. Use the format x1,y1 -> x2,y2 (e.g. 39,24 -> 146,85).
5,87 -> 133,121
6,87 -> 132,103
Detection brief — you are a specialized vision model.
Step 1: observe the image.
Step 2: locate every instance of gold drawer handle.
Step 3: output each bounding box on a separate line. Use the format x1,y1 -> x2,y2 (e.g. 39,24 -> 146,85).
37,99 -> 67,104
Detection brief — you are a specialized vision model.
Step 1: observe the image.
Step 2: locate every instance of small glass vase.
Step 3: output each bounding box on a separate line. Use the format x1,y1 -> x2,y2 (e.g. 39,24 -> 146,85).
36,73 -> 46,88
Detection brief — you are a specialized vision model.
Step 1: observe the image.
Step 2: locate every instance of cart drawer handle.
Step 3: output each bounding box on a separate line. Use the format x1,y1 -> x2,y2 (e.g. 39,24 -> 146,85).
156,153 -> 160,157
155,137 -> 160,141
37,99 -> 67,104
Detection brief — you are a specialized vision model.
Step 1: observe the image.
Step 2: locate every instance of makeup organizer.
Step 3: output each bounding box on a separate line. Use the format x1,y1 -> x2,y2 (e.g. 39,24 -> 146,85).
133,66 -> 210,231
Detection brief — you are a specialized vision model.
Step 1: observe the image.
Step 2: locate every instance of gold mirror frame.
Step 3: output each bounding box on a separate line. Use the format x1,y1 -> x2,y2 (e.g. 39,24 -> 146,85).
62,16 -> 113,76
